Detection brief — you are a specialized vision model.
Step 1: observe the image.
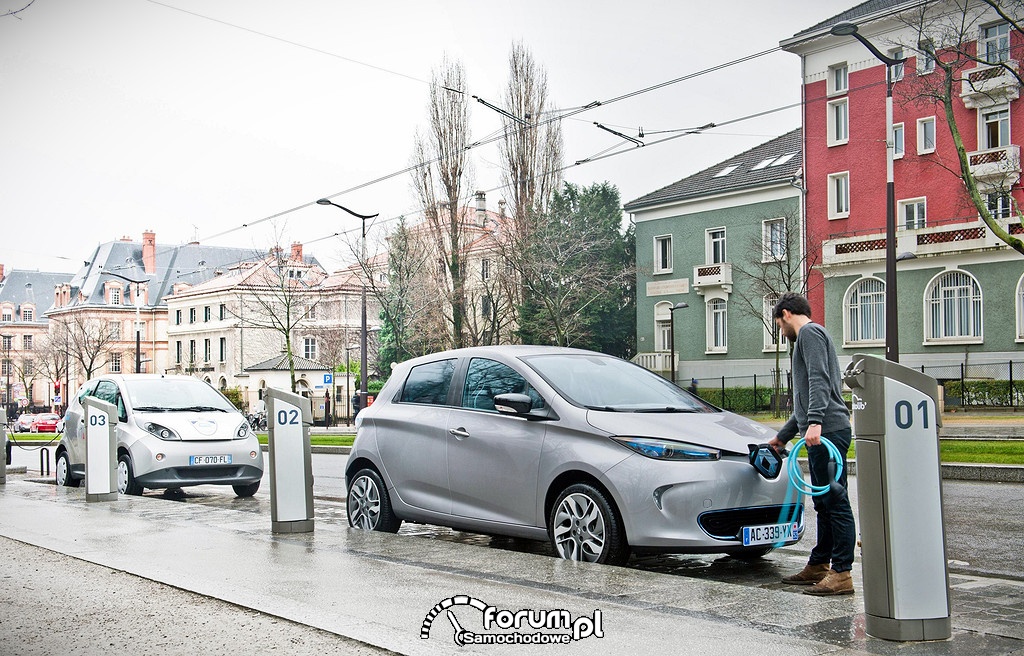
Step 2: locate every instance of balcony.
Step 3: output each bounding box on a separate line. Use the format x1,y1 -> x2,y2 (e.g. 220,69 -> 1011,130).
632,351 -> 673,379
692,262 -> 732,294
822,218 -> 1017,267
968,145 -> 1021,186
961,61 -> 1020,109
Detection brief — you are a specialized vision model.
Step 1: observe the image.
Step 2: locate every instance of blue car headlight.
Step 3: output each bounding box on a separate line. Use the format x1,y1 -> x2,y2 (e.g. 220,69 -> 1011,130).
611,436 -> 720,461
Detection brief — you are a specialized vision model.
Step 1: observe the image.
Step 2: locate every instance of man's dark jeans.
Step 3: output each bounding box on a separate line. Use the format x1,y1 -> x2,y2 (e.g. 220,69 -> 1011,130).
806,427 -> 855,573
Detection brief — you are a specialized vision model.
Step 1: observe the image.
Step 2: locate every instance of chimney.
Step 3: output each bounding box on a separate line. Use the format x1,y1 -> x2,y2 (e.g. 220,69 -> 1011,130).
291,242 -> 303,262
142,230 -> 156,274
474,191 -> 487,226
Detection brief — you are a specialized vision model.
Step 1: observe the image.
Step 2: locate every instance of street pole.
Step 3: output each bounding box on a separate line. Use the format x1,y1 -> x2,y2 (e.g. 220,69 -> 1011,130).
2,334 -> 11,418
830,22 -> 905,363
668,302 -> 689,385
317,198 -> 379,413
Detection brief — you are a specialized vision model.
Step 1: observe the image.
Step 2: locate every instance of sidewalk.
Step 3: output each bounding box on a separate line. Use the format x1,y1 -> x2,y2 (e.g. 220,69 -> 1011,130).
1,478 -> 1022,655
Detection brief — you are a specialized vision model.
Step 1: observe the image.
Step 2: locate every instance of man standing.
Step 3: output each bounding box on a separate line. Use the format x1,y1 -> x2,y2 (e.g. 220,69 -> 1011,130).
768,293 -> 855,596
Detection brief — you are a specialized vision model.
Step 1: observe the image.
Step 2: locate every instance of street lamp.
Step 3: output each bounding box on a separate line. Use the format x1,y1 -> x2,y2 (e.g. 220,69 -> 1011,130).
667,302 -> 689,385
2,333 -> 12,418
102,271 -> 147,372
317,198 -> 379,412
830,21 -> 906,362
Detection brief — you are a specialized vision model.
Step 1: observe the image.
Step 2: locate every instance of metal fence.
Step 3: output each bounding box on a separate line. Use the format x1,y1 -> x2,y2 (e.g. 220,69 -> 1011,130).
689,370 -> 792,414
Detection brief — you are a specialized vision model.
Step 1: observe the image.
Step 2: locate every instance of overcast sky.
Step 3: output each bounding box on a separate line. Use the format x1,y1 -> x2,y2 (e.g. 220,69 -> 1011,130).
1,0 -> 854,275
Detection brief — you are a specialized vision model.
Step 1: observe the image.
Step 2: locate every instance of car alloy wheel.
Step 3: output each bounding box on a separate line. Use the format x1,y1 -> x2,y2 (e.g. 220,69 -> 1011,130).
550,483 -> 628,565
347,468 -> 401,533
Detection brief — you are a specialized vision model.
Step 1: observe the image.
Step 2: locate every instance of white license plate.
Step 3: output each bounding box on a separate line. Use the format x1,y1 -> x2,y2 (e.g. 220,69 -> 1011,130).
742,521 -> 799,546
189,454 -> 232,466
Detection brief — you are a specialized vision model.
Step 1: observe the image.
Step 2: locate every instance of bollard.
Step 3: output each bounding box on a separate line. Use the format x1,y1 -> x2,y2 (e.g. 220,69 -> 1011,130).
39,447 -> 50,476
266,388 -> 314,534
82,397 -> 118,503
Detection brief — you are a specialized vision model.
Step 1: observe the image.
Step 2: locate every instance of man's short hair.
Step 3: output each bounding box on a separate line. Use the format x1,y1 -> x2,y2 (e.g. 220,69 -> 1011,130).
772,292 -> 812,319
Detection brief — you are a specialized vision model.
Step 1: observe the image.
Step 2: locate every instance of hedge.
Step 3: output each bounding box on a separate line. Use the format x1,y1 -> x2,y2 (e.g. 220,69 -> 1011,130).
943,379 -> 1024,407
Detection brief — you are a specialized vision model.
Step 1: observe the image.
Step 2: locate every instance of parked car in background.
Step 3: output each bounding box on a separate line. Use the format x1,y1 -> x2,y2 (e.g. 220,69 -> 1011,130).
14,414 -> 36,433
30,413 -> 61,433
54,374 -> 264,497
345,345 -> 803,565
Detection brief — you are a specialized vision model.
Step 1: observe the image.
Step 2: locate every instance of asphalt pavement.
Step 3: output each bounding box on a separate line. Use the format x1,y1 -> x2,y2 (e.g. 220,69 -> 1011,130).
3,439 -> 1024,655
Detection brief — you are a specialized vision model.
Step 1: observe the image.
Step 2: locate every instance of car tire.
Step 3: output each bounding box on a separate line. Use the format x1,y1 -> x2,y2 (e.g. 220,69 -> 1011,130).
549,483 -> 629,565
117,454 -> 144,496
725,547 -> 774,560
232,481 -> 261,497
55,450 -> 80,488
347,468 -> 401,533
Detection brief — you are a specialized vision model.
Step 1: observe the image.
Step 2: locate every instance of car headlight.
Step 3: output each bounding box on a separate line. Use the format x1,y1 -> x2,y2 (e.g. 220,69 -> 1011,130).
144,422 -> 180,441
235,421 -> 252,440
611,436 -> 720,461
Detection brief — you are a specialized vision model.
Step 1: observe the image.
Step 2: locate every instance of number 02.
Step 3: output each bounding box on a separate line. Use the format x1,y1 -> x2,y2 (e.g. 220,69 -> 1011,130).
894,399 -> 929,430
276,409 -> 299,426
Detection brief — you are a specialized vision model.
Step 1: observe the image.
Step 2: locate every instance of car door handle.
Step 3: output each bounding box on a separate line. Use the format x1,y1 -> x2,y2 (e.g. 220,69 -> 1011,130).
448,427 -> 470,439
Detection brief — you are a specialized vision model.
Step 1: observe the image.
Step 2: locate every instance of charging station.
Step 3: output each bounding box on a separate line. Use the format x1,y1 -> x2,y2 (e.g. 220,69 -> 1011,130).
844,353 -> 950,641
266,388 -> 314,534
82,396 -> 118,503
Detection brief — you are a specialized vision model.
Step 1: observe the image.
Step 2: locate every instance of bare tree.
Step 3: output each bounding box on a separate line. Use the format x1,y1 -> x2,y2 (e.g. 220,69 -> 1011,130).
230,249 -> 327,392
35,330 -> 71,398
1,0 -> 35,19
731,206 -> 824,415
410,57 -> 473,349
62,314 -> 117,380
894,1 -> 1024,254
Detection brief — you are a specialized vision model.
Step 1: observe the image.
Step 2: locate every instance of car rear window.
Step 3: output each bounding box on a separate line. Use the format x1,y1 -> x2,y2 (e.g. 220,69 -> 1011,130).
400,359 -> 456,405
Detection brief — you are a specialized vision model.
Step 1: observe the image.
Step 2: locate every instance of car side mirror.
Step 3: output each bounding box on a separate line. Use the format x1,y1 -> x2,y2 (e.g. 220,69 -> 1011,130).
493,393 -> 533,417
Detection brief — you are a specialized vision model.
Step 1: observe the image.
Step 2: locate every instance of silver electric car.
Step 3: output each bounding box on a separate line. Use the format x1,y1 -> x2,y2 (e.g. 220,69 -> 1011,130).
345,346 -> 803,564
55,374 -> 264,497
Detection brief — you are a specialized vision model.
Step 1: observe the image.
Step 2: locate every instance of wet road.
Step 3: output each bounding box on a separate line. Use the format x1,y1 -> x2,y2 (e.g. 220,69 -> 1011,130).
8,442 -> 1023,582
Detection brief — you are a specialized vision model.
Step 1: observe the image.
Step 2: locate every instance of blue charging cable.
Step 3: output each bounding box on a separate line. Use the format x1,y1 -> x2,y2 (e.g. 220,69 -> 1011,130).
785,436 -> 845,496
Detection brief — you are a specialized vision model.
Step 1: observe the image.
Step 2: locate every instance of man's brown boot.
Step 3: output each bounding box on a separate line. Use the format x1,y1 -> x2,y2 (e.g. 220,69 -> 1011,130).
781,563 -> 830,585
804,569 -> 854,596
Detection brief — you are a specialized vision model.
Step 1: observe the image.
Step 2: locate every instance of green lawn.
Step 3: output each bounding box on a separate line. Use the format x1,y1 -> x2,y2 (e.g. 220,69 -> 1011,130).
256,435 -> 355,447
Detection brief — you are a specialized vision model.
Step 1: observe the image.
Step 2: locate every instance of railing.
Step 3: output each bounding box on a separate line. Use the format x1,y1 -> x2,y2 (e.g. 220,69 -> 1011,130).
692,262 -> 732,292
960,60 -> 1020,109
967,145 -> 1021,185
822,218 -> 1014,265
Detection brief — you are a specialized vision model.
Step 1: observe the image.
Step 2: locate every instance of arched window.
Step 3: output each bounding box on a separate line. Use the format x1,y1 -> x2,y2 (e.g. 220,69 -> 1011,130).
925,270 -> 982,342
844,278 -> 886,344
653,301 -> 672,351
706,298 -> 727,353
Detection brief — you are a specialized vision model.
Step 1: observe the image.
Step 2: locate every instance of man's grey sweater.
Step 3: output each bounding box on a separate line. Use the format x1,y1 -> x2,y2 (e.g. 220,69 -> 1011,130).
777,322 -> 851,443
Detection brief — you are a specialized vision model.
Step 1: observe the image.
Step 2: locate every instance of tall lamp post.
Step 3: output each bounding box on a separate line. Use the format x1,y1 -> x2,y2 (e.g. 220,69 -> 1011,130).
830,21 -> 906,362
667,302 -> 689,385
2,333 -> 12,418
317,199 -> 379,412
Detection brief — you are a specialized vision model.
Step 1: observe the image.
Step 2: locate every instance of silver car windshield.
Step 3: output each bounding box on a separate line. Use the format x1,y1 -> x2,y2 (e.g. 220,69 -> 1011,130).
125,379 -> 237,413
521,354 -> 710,413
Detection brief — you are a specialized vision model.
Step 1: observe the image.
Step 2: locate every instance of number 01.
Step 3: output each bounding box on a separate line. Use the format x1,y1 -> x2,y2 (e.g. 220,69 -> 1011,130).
894,399 -> 930,430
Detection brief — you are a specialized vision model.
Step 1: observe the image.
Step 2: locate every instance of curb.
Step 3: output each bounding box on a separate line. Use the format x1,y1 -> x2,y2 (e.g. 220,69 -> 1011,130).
795,459 -> 1023,483
260,445 -> 351,455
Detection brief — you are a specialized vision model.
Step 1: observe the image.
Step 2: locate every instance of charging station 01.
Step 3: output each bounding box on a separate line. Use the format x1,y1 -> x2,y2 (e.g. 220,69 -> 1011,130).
266,388 -> 314,534
82,396 -> 118,503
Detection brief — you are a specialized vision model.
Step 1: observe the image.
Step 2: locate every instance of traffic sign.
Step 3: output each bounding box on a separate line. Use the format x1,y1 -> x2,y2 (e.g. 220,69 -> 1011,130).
323,373 -> 333,385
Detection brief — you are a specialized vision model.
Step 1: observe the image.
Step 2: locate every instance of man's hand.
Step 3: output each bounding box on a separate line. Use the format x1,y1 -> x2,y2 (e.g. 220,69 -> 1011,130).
768,436 -> 786,450
804,423 -> 822,446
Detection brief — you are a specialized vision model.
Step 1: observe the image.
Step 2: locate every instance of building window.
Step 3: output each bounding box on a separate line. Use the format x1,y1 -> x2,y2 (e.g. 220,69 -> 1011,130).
204,306 -> 211,322
108,321 -> 121,339
988,192 -> 1012,219
827,98 -> 849,146
900,198 -> 927,229
22,335 -> 32,350
110,287 -> 121,305
654,235 -> 673,274
706,298 -> 727,352
1,307 -> 11,322
1,359 -> 10,377
219,304 -> 226,320
706,228 -> 727,264
304,337 -> 317,361
23,360 -> 33,375
762,218 -> 786,261
189,340 -> 196,363
982,107 -> 1009,149
919,40 -> 936,73
306,304 -> 317,320
828,63 -> 848,94
1017,274 -> 1024,340
763,294 -> 787,351
176,341 -> 182,364
175,309 -> 182,325
654,302 -> 673,352
109,353 -> 122,373
918,117 -> 936,154
893,123 -> 905,158
189,308 -> 196,324
481,259 -> 491,281
1,335 -> 11,350
926,270 -> 983,341
202,339 -> 210,363
981,22 -> 1010,64
889,48 -> 904,81
22,307 -> 34,322
845,278 -> 886,344
828,172 -> 850,219
481,295 -> 492,319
